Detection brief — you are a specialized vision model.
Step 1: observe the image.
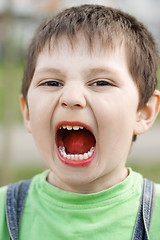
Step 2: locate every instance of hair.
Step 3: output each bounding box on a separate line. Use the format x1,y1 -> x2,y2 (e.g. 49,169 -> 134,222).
22,4 -> 159,110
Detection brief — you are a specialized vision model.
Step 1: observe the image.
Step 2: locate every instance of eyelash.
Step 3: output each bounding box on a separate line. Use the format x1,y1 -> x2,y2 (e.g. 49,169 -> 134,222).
89,79 -> 114,87
39,79 -> 114,88
39,80 -> 63,87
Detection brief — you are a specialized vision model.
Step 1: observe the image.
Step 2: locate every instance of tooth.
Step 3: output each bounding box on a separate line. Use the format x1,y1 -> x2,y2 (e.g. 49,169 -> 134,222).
79,126 -> 83,129
61,146 -> 65,152
59,146 -> 63,153
67,125 -> 72,130
62,126 -> 67,129
66,154 -> 70,159
84,153 -> 88,159
90,147 -> 95,152
79,154 -> 84,160
74,154 -> 78,160
70,154 -> 74,160
88,150 -> 92,157
73,126 -> 80,130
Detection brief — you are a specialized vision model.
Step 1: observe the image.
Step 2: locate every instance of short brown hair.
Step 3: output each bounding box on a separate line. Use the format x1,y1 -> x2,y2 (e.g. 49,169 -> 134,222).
21,4 -> 159,109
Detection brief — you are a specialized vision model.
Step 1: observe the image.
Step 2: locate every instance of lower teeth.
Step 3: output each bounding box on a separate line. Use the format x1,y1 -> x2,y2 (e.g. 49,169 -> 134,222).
59,146 -> 95,160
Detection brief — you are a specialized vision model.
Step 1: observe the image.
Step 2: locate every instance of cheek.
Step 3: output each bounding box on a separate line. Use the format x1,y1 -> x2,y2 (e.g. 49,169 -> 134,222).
27,93 -> 57,158
93,98 -> 137,168
91,94 -> 137,144
28,91 -> 57,127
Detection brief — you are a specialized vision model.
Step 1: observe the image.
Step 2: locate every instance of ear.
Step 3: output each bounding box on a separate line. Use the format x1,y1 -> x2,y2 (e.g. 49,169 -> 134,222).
20,94 -> 32,133
134,90 -> 160,135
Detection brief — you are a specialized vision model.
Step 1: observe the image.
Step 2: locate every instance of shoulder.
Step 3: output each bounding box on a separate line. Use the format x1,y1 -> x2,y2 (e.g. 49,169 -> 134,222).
0,185 -> 10,238
154,182 -> 160,208
0,185 -> 7,216
154,182 -> 160,210
149,182 -> 160,239
0,185 -> 7,215
154,182 -> 160,207
155,182 -> 160,194
0,185 -> 7,204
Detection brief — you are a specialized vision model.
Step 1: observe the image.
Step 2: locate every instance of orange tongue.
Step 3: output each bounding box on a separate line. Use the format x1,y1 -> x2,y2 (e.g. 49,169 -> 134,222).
63,129 -> 95,154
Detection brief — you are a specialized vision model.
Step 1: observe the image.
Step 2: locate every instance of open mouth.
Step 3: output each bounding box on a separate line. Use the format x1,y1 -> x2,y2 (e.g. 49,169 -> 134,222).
56,123 -> 96,166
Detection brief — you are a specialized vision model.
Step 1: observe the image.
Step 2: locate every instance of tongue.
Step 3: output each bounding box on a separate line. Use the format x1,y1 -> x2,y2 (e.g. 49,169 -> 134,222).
63,129 -> 95,154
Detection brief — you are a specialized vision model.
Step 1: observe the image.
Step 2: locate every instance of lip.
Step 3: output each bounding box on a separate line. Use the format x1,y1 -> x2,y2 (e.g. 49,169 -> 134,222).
55,121 -> 96,167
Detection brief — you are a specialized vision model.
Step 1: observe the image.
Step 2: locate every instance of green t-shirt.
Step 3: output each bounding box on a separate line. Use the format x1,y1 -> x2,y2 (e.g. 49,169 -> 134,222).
0,169 -> 160,240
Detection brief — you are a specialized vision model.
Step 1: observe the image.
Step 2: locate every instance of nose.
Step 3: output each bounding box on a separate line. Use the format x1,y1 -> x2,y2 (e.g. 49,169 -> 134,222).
60,86 -> 86,109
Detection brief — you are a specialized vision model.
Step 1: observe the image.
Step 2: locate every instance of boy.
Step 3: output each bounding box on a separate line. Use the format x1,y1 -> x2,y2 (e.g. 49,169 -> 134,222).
0,4 -> 160,240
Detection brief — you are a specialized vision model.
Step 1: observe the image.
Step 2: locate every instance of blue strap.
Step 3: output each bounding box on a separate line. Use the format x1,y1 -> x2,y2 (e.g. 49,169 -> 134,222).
132,178 -> 155,240
6,179 -> 32,240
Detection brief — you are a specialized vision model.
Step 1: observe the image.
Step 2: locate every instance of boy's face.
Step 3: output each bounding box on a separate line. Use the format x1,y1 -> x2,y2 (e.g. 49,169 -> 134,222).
22,37 -> 141,193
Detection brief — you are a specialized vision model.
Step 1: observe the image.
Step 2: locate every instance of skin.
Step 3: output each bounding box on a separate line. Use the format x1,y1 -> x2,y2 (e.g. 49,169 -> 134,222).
21,36 -> 160,194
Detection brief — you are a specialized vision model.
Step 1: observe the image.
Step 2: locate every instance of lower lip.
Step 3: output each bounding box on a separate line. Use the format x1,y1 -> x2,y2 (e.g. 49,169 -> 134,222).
57,148 -> 96,167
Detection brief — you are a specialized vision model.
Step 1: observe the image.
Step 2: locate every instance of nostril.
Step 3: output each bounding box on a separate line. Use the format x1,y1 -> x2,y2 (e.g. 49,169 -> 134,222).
61,102 -> 83,108
75,104 -> 81,107
61,102 -> 67,107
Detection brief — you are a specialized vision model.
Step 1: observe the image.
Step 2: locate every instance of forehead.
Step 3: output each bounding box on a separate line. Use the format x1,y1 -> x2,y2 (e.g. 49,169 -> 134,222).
36,32 -> 127,65
35,34 -> 126,70
43,29 -> 126,55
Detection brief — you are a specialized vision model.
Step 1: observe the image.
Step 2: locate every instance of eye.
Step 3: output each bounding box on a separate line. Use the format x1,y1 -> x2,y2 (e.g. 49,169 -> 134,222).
39,80 -> 63,87
89,79 -> 114,87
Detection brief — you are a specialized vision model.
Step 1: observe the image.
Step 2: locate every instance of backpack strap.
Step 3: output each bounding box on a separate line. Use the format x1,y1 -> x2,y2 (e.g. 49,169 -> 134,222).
6,179 -> 32,240
132,178 -> 155,240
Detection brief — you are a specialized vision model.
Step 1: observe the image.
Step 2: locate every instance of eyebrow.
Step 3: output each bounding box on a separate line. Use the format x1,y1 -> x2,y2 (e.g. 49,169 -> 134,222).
34,66 -> 119,80
84,67 -> 118,79
34,67 -> 66,79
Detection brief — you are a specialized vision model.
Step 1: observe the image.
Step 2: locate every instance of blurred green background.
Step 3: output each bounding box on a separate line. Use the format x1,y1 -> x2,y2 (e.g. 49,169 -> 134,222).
0,0 -> 160,186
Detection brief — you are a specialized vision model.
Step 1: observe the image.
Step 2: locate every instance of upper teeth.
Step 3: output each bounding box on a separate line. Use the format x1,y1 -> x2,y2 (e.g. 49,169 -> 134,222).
60,125 -> 84,130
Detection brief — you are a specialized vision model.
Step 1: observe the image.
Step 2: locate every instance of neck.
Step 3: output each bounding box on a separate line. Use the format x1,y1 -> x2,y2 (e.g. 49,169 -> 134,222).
47,167 -> 129,194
